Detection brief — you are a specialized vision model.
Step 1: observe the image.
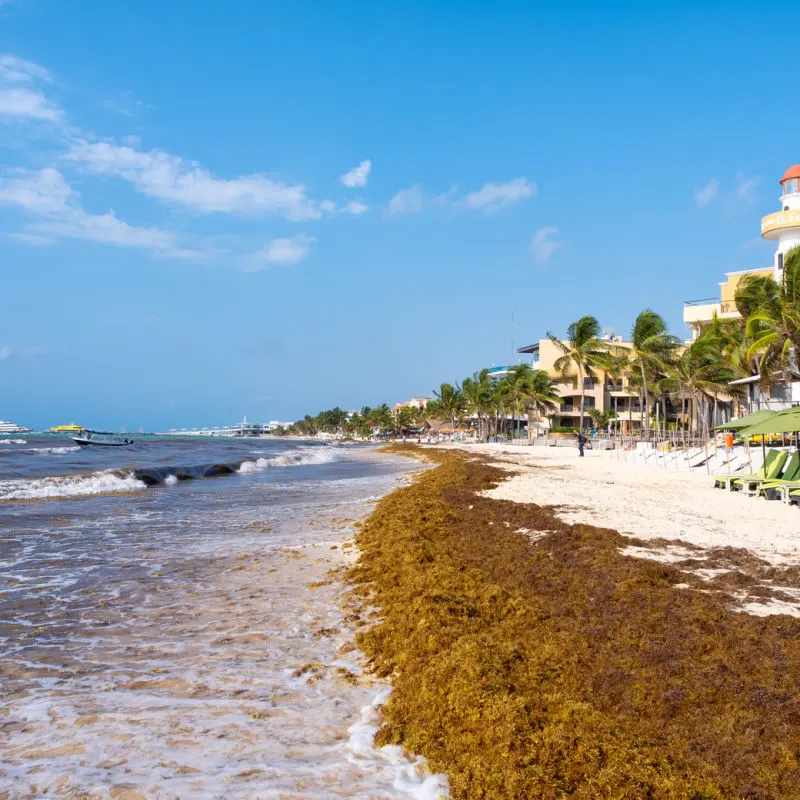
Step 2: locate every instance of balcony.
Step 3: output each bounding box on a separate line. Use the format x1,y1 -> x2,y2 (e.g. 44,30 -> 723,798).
683,297 -> 739,324
762,209 -> 800,240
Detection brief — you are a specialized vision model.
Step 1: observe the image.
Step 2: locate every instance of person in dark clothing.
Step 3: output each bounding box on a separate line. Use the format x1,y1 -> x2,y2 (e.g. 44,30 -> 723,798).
576,431 -> 588,457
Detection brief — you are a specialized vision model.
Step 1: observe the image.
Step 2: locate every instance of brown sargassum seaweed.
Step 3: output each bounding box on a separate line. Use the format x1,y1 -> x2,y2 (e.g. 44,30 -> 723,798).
349,447 -> 800,799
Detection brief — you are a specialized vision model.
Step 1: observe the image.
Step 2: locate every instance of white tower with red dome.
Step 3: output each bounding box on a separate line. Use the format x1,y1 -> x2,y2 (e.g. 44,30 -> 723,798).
761,165 -> 800,279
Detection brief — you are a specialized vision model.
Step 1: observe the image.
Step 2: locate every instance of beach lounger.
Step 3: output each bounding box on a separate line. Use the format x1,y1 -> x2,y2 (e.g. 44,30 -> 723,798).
776,481 -> 800,504
745,451 -> 800,498
713,450 -> 784,492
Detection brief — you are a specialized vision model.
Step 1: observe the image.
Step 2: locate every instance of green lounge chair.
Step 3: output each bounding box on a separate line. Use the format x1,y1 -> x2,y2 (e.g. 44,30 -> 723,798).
747,450 -> 800,498
714,449 -> 784,491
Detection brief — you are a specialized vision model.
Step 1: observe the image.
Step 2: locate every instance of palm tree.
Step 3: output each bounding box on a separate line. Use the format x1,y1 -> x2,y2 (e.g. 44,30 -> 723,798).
522,368 -> 560,437
461,369 -> 494,440
587,407 -> 616,434
433,382 -> 465,436
630,309 -> 679,437
659,333 -> 740,438
745,247 -> 800,392
547,316 -> 608,432
497,365 -> 537,439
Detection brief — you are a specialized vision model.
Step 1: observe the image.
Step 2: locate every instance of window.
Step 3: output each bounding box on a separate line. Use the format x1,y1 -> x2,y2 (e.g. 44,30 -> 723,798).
779,252 -> 785,270
784,178 -> 800,195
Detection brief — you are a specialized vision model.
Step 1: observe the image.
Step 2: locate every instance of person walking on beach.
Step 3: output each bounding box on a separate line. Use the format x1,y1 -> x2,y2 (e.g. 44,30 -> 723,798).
576,431 -> 588,457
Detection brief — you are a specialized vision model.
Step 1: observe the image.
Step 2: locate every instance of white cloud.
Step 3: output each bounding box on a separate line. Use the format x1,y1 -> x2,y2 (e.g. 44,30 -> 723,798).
0,167 -> 73,212
530,227 -> 562,263
32,208 -> 182,254
694,178 -> 718,208
465,177 -> 535,213
0,168 -> 204,260
320,199 -> 337,214
0,55 -> 53,84
388,185 -> 424,215
340,159 -> 371,188
736,175 -> 760,202
66,139 -> 321,220
0,345 -> 45,360
343,200 -> 368,216
245,235 -> 315,270
0,87 -> 61,120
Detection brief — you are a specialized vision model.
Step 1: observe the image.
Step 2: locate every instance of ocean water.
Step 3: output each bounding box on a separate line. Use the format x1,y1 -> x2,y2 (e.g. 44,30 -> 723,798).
0,435 -> 448,799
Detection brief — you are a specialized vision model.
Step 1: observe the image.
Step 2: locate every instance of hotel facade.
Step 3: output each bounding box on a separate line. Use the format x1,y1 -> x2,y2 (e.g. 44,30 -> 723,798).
683,164 -> 800,410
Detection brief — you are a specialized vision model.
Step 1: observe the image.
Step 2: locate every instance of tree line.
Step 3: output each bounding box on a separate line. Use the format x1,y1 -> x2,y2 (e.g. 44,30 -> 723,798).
280,248 -> 800,439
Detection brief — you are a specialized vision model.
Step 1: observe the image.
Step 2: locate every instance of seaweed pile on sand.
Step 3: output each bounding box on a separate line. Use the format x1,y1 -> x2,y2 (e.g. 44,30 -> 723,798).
349,446 -> 800,799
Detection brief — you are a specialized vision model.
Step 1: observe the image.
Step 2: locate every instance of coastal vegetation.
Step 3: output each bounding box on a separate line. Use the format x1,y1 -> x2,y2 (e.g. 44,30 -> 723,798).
288,247 -> 800,438
350,446 -> 800,798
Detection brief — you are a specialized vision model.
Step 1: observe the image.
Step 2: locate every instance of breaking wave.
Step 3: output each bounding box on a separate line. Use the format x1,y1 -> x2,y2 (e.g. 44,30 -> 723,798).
0,446 -> 343,501
0,470 -> 148,501
0,439 -> 27,445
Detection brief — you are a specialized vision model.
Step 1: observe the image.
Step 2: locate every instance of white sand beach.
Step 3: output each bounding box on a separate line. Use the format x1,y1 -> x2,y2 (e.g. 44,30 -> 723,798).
440,442 -> 800,617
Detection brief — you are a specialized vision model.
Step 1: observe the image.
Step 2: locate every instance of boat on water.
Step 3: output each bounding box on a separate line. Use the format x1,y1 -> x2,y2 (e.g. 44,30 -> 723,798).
72,429 -> 136,447
0,419 -> 31,434
50,423 -> 84,433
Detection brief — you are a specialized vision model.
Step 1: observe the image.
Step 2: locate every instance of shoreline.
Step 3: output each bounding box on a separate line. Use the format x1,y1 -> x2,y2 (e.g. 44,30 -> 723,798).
351,445 -> 800,798
0,446 -> 446,798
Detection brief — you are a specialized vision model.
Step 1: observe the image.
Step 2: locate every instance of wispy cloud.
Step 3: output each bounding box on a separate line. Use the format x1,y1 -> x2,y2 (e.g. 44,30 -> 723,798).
0,87 -> 62,121
0,54 -> 61,121
694,178 -> 719,208
0,345 -> 45,360
340,159 -> 371,188
0,167 -> 73,212
464,177 -> 536,213
387,185 -> 425,215
529,226 -> 562,263
0,167 -> 205,260
342,200 -> 368,216
244,235 -> 315,270
0,55 -> 53,84
66,139 -> 322,220
736,174 -> 760,203
387,178 -> 534,216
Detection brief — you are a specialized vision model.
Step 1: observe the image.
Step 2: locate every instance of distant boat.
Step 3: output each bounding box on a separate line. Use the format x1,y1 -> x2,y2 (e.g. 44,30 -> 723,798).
50,423 -> 83,433
0,419 -> 31,433
72,429 -> 136,447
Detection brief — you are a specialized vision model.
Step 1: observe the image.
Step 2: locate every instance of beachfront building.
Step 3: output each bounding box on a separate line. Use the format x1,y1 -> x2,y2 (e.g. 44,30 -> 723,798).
392,397 -> 430,413
684,164 -> 800,339
683,163 -> 800,411
517,337 -> 649,434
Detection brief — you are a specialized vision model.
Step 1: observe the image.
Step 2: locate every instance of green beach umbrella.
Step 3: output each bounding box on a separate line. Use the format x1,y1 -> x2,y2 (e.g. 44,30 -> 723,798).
716,409 -> 777,431
738,408 -> 800,437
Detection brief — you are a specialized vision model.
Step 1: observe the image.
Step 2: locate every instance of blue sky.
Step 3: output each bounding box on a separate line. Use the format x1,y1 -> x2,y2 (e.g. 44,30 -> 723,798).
0,1 -> 797,430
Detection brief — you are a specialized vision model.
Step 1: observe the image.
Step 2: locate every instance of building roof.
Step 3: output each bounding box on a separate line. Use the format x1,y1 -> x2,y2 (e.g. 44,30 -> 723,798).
781,165 -> 800,183
517,343 -> 540,353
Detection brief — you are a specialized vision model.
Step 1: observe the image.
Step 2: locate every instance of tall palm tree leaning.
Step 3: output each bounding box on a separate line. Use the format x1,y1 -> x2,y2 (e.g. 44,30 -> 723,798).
548,316 -> 608,433
745,246 -> 800,391
630,309 -> 679,437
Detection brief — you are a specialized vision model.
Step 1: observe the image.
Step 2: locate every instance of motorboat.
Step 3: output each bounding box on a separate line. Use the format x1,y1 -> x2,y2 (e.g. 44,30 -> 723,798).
72,429 -> 136,447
